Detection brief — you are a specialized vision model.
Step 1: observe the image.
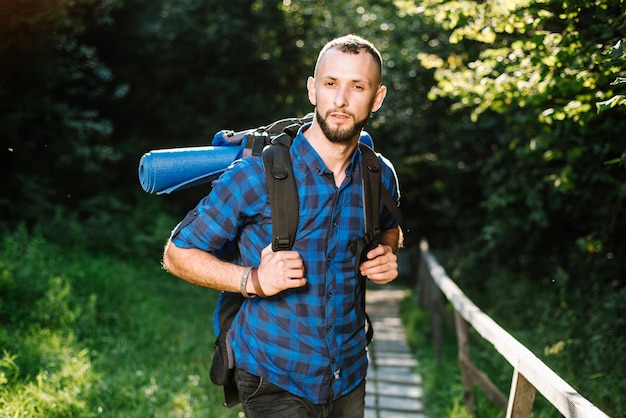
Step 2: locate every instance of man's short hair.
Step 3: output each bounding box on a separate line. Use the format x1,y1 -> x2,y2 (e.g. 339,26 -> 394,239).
315,34 -> 383,85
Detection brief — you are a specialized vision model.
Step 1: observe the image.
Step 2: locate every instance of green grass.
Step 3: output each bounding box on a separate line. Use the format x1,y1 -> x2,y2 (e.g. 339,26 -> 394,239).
0,225 -> 243,417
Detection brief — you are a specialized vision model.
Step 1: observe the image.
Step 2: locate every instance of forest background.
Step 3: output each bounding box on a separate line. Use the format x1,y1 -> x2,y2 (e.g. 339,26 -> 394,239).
1,0 -> 624,417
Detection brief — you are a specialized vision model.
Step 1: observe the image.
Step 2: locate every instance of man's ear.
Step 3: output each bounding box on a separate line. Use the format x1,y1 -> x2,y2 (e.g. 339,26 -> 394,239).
371,85 -> 387,112
307,76 -> 316,106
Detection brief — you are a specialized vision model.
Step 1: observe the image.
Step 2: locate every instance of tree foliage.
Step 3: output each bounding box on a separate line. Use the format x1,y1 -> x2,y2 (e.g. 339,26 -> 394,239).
397,0 -> 626,412
0,0 -> 123,222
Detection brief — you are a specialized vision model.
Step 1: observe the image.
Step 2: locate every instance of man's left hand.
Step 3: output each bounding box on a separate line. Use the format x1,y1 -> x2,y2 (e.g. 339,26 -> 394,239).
358,244 -> 398,284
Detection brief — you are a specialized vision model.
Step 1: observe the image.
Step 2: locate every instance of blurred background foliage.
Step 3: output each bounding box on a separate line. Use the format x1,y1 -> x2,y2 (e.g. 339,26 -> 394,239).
1,0 -> 624,415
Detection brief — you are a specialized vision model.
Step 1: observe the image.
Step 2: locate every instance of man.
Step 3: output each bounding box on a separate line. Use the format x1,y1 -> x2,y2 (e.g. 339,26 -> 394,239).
163,34 -> 401,417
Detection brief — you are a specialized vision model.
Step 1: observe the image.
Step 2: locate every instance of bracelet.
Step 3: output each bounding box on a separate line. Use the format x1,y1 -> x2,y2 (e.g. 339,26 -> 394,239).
240,267 -> 255,298
250,268 -> 266,298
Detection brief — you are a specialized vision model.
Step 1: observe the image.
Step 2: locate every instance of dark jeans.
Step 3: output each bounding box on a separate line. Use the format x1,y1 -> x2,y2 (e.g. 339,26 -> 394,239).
234,368 -> 366,418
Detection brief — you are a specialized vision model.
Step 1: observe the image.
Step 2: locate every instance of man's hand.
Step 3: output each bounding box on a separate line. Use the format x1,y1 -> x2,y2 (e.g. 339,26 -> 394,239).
359,244 -> 398,284
255,244 -> 308,296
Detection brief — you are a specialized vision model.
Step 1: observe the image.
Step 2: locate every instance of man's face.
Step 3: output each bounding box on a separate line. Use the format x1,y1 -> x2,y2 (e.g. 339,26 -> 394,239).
308,48 -> 386,144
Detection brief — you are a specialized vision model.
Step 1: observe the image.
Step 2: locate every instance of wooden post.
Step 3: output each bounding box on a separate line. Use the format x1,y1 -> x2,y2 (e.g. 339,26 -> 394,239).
410,240 -> 420,288
430,272 -> 443,362
506,368 -> 536,418
455,311 -> 475,412
417,252 -> 428,308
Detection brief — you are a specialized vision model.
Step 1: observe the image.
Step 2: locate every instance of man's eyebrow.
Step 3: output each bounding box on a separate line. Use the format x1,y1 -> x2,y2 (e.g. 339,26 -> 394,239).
319,75 -> 373,85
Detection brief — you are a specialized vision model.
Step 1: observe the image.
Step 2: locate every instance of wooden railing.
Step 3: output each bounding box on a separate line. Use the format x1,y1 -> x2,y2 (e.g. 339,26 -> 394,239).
415,239 -> 610,418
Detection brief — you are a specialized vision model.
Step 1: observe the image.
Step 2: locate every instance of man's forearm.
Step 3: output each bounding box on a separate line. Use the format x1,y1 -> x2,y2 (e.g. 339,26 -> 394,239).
381,226 -> 401,253
162,240 -> 249,294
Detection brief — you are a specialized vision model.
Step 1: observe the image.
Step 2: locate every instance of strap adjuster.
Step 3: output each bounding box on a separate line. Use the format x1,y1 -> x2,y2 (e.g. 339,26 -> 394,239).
273,236 -> 292,251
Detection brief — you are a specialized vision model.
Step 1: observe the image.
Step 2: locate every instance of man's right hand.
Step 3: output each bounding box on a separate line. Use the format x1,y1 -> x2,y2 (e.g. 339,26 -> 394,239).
255,244 -> 307,297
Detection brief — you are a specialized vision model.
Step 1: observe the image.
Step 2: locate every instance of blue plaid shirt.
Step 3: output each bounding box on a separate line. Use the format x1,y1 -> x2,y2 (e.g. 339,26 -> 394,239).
172,124 -> 399,404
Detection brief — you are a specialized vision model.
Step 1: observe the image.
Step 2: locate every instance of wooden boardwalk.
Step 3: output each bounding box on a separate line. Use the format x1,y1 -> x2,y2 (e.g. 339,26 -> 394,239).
365,288 -> 425,418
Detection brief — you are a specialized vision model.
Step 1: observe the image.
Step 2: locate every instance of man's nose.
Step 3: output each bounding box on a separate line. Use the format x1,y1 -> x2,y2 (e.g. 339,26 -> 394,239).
334,87 -> 348,108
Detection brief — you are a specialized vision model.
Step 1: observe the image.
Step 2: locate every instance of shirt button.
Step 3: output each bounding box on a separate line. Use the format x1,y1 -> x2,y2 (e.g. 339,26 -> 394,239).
327,292 -> 333,298
327,325 -> 332,331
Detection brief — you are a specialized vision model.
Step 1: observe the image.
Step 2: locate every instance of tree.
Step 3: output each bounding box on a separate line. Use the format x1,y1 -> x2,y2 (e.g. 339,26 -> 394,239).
397,0 -> 626,413
0,0 -> 123,223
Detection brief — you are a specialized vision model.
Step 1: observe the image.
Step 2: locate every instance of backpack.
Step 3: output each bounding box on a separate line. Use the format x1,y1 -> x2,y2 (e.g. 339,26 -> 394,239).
206,115 -> 405,407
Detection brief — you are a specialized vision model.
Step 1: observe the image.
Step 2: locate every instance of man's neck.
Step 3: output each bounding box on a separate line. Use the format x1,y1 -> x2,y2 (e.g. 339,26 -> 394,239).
303,122 -> 358,187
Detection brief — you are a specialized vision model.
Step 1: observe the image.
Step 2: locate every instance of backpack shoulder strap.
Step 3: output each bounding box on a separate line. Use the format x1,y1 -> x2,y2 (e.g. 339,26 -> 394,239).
360,143 -> 382,243
261,125 -> 300,251
359,143 -> 406,238
357,143 -> 408,345
357,143 -> 382,345
353,143 -> 385,276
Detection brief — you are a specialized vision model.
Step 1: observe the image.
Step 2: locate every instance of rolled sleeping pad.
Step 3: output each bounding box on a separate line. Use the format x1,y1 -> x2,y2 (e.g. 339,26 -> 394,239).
138,131 -> 374,195
138,144 -> 243,194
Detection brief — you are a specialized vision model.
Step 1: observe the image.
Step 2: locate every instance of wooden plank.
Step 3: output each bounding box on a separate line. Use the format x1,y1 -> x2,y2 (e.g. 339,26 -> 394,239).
429,273 -> 443,362
417,253 -> 429,308
455,312 -> 475,412
506,368 -> 535,418
460,356 -> 508,411
419,240 -> 610,418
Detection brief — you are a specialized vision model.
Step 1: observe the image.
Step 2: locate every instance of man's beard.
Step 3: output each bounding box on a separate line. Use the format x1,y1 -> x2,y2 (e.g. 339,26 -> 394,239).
316,109 -> 370,144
